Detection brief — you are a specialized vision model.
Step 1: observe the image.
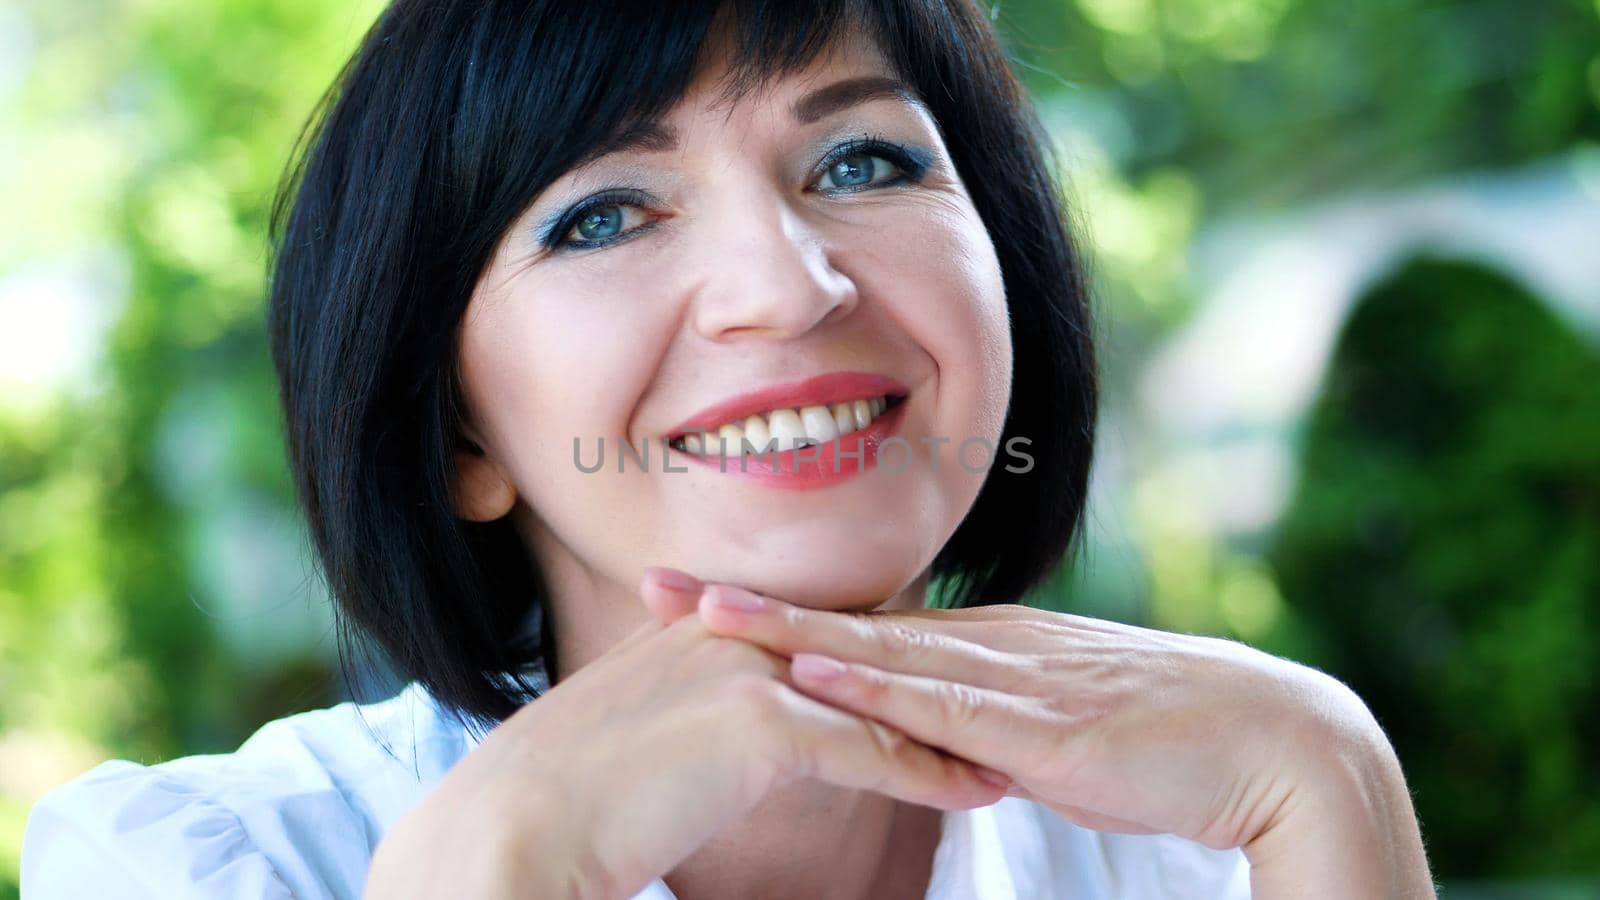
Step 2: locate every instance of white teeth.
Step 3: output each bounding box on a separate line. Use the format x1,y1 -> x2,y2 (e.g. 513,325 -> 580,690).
742,415 -> 772,454
851,399 -> 872,430
800,405 -> 839,443
831,403 -> 854,434
676,393 -> 899,456
766,408 -> 805,451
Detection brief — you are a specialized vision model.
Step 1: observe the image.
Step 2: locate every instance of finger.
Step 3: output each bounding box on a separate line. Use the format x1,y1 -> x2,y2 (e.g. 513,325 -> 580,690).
870,604 -> 1145,643
866,604 -> 1143,646
640,566 -> 704,624
702,584 -> 1025,628
760,680 -> 1012,812
697,584 -> 1022,691
785,652 -> 1045,780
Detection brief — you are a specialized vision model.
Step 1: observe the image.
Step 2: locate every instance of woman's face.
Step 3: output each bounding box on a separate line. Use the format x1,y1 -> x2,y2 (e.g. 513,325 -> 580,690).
456,33 -> 1013,614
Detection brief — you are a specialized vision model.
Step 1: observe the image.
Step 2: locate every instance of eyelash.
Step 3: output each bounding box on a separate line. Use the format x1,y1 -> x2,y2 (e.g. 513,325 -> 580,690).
539,135 -> 932,253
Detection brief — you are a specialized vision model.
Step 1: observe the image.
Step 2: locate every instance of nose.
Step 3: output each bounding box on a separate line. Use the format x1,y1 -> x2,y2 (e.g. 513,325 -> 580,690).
688,193 -> 860,342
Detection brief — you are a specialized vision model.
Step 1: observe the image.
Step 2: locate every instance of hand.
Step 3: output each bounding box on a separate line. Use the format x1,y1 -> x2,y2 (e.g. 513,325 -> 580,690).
364,569 -> 1009,900
644,574 -> 1435,897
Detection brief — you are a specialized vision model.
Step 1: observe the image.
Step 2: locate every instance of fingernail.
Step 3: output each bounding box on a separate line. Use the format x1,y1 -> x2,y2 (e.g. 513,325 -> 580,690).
707,585 -> 766,613
974,766 -> 1011,789
792,653 -> 847,682
644,567 -> 702,594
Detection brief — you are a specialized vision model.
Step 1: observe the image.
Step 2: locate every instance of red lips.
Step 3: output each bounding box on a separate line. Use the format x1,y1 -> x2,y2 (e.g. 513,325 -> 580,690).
666,371 -> 909,441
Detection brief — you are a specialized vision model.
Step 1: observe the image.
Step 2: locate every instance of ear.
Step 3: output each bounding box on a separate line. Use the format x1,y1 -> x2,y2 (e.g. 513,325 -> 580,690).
452,441 -> 517,522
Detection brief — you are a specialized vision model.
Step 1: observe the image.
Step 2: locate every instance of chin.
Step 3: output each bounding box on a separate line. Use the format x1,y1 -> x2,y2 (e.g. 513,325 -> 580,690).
718,543 -> 930,613
663,493 -> 953,611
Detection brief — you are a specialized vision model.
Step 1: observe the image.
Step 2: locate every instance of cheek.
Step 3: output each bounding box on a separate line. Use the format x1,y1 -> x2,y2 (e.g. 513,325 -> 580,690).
949,218 -> 1014,438
458,271 -> 687,590
459,275 -> 668,481
852,197 -> 1013,443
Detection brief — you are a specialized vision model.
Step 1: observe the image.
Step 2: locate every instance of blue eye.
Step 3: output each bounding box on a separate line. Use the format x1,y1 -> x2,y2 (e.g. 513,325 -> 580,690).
541,137 -> 932,253
817,151 -> 898,190
542,187 -> 657,252
575,206 -> 624,241
813,137 -> 930,193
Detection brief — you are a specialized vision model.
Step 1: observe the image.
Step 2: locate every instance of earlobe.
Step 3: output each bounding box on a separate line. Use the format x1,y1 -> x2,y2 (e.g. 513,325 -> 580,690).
452,449 -> 518,522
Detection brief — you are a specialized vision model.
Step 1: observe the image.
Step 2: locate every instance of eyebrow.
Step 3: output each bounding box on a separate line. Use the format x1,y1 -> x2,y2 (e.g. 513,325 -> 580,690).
791,75 -> 923,125
573,76 -> 924,170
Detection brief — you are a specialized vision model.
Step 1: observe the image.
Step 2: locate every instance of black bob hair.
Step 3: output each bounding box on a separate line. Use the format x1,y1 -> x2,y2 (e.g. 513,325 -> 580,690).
267,0 -> 1097,732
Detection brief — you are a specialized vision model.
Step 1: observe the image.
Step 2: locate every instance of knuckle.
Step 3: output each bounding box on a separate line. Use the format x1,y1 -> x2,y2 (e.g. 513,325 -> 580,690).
936,679 -> 985,733
723,672 -> 786,713
735,682 -> 818,782
1036,682 -> 1100,733
775,602 -> 808,632
864,718 -> 916,768
724,678 -> 806,777
847,664 -> 891,705
869,620 -> 933,659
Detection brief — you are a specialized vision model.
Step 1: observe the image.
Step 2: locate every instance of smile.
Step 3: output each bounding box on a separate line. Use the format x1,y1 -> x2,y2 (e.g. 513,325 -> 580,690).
662,371 -> 913,491
670,394 -> 904,456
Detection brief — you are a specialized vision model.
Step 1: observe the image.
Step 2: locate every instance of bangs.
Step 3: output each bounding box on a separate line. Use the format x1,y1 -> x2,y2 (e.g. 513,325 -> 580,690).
429,0 -> 927,249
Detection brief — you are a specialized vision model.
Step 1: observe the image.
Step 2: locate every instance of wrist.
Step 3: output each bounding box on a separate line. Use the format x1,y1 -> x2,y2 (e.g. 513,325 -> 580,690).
1245,678 -> 1436,899
480,799 -> 620,900
367,789 -> 581,900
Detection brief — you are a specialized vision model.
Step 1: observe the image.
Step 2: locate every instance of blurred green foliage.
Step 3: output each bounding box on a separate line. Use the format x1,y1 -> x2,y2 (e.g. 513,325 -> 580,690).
0,1 -> 385,893
2,0 -> 1598,896
997,0 -> 1600,339
1265,258 -> 1600,876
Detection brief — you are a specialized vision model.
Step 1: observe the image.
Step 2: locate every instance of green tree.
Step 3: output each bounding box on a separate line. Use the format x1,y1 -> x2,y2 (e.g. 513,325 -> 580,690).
1267,258 -> 1600,877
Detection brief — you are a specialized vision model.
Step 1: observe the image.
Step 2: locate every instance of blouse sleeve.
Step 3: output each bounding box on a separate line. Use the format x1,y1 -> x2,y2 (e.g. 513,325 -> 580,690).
19,751 -> 381,900
21,760 -> 297,899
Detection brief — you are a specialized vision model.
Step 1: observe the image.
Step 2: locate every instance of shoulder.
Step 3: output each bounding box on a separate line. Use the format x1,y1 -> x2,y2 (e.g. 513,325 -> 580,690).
20,682 -> 474,900
979,798 -> 1252,899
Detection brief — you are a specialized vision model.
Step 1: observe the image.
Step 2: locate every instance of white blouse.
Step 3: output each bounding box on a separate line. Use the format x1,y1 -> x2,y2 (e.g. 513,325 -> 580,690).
21,643 -> 1253,899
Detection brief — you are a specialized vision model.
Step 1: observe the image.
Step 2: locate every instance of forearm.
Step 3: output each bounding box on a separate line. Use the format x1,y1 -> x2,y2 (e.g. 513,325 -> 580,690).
1244,719 -> 1437,899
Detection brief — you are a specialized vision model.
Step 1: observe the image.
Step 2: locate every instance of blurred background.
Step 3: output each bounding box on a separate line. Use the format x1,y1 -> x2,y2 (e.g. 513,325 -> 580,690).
1,0 -> 1597,896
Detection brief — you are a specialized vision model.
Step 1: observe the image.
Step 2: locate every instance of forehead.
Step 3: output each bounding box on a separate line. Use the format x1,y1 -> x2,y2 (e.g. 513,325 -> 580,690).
571,31 -> 921,170
692,24 -> 901,112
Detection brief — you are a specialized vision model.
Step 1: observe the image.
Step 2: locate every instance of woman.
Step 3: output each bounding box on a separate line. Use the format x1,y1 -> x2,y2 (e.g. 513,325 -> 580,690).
20,1 -> 1436,897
